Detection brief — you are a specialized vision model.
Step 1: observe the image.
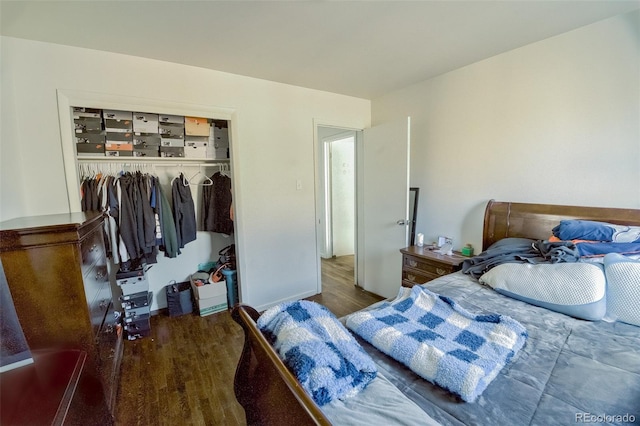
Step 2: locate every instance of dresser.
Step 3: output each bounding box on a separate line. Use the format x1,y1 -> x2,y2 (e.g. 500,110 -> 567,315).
0,212 -> 122,420
400,246 -> 467,287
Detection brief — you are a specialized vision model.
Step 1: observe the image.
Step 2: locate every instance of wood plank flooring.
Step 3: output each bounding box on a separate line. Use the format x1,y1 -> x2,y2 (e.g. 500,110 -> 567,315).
114,256 -> 384,425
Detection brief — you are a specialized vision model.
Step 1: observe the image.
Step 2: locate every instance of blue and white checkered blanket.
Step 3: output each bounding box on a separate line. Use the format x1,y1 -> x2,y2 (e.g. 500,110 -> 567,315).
346,286 -> 527,402
257,300 -> 377,406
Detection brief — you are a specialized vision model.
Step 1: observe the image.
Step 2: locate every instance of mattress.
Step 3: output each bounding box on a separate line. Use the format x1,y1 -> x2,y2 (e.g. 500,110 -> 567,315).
346,272 -> 640,426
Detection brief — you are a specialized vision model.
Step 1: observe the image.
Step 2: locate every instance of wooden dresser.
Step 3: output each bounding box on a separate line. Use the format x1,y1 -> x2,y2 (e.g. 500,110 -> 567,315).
400,246 -> 468,287
0,212 -> 122,421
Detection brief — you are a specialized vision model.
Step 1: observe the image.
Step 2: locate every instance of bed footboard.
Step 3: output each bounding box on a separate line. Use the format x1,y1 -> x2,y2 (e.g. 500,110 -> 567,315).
231,304 -> 331,425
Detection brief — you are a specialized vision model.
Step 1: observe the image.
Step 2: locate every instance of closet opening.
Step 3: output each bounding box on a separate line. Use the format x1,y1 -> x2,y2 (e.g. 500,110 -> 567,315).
56,92 -> 240,331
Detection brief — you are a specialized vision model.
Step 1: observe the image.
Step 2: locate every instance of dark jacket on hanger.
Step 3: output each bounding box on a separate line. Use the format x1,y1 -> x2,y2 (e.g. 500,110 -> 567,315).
117,173 -> 141,259
136,172 -> 157,255
202,172 -> 234,234
157,180 -> 180,258
171,173 -> 197,249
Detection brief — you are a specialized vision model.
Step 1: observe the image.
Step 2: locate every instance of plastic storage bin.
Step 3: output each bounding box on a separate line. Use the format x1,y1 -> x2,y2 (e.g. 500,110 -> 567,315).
221,269 -> 239,307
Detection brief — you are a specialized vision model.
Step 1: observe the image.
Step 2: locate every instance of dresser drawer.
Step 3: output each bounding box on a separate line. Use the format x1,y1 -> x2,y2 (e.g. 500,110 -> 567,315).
82,262 -> 108,303
403,255 -> 456,276
89,280 -> 112,337
81,230 -> 105,273
96,301 -> 123,411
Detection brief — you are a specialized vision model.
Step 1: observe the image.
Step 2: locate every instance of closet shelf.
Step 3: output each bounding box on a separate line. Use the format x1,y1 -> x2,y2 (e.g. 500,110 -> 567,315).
76,157 -> 229,164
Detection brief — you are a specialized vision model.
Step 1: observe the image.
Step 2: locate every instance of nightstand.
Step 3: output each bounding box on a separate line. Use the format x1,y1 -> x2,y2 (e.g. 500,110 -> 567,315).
400,246 -> 468,287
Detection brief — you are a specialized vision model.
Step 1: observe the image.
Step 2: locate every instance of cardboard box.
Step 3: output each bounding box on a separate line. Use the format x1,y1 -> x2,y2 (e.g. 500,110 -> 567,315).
76,133 -> 105,144
159,122 -> 185,138
105,143 -> 133,151
160,146 -> 184,157
73,107 -> 102,119
120,291 -> 151,308
103,110 -> 132,121
133,147 -> 160,158
185,116 -> 210,136
74,117 -> 103,134
106,132 -> 133,143
159,114 -> 183,124
212,126 -> 229,147
105,150 -> 133,157
76,143 -> 105,155
210,148 -> 229,160
184,145 -> 208,159
117,273 -> 149,295
190,277 -> 227,316
161,138 -> 185,147
133,112 -> 159,134
133,134 -> 161,146
104,119 -> 133,133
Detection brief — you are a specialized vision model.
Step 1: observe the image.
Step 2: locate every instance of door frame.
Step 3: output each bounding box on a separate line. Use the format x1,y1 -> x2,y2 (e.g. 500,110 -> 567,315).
313,120 -> 362,294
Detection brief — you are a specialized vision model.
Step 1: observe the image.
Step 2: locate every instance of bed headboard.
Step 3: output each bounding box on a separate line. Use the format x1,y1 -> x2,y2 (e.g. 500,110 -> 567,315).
482,200 -> 640,251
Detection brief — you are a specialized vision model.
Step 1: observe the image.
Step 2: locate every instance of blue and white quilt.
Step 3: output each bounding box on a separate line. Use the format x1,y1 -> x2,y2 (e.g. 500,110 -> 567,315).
257,300 -> 377,406
346,286 -> 528,402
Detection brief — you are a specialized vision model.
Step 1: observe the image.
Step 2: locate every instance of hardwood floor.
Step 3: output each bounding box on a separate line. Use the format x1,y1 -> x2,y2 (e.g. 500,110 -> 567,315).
114,256 -> 383,425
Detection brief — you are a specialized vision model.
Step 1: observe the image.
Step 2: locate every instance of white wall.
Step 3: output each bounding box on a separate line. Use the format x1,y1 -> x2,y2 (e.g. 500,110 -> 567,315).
372,11 -> 640,253
330,136 -> 355,257
0,37 -> 371,311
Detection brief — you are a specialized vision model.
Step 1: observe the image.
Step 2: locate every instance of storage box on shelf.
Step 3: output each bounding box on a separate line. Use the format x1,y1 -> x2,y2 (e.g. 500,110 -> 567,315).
72,106 -> 230,160
133,112 -> 159,134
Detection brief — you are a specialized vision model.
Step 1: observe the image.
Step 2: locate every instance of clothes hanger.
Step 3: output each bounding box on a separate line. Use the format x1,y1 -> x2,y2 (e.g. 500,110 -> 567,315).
219,163 -> 230,177
188,168 -> 213,186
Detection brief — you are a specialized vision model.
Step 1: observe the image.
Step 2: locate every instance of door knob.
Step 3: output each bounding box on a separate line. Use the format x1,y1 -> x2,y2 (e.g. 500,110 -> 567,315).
397,219 -> 407,225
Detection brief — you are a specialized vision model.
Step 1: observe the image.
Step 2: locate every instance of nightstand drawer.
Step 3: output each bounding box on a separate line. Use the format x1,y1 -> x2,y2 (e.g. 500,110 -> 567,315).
402,269 -> 432,286
403,255 -> 456,276
400,246 -> 467,288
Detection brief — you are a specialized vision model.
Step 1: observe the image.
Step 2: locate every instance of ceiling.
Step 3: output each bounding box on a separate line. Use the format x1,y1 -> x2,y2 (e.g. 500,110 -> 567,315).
1,1 -> 639,100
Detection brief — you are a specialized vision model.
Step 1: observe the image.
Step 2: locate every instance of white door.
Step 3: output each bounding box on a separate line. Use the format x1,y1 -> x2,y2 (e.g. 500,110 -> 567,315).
360,117 -> 411,299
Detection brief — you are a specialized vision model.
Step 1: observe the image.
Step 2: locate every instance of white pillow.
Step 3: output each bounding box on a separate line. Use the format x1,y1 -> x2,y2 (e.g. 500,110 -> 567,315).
604,253 -> 640,326
479,262 -> 606,321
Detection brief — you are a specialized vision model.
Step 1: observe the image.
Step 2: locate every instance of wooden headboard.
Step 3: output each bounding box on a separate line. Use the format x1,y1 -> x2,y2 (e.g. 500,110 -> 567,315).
232,200 -> 640,425
482,200 -> 640,251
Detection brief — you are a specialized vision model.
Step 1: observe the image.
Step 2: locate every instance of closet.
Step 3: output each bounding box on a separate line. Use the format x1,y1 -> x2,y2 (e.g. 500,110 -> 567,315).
64,102 -> 239,319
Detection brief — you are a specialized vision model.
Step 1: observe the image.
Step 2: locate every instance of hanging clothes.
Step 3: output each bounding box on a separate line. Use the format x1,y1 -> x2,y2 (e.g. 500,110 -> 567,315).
117,172 -> 141,260
80,166 -> 204,265
157,179 -> 180,258
171,173 -> 197,249
80,177 -> 100,212
136,172 -> 157,260
202,171 -> 234,235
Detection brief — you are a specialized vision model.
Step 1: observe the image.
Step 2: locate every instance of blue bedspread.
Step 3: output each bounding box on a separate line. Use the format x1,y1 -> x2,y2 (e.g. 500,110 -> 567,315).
257,300 -> 377,406
346,286 -> 527,402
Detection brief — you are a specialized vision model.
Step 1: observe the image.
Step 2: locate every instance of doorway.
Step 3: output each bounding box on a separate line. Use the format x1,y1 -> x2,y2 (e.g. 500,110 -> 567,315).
316,126 -> 358,289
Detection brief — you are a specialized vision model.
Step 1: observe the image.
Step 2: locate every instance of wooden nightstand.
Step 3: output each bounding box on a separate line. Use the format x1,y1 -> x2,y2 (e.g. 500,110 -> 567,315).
400,246 -> 468,287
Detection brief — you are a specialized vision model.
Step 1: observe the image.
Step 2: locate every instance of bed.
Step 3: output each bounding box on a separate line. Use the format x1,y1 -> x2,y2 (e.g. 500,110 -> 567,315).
231,200 -> 640,425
